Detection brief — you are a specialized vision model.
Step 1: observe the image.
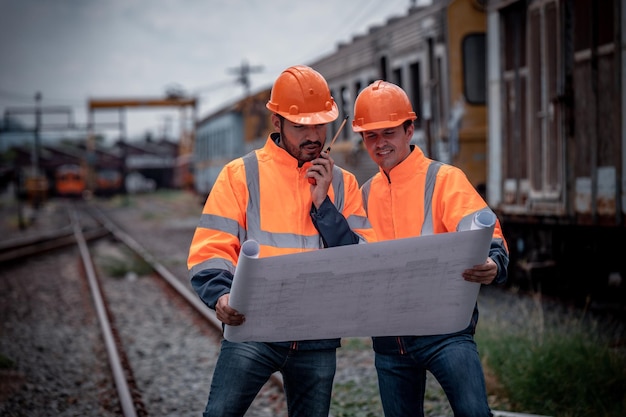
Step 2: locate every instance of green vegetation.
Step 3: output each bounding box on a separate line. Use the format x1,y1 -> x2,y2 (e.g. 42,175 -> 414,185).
0,353 -> 16,369
331,337 -> 452,416
476,293 -> 626,417
331,337 -> 383,416
332,379 -> 382,417
97,246 -> 153,278
152,189 -> 180,201
108,193 -> 135,208
330,291 -> 626,417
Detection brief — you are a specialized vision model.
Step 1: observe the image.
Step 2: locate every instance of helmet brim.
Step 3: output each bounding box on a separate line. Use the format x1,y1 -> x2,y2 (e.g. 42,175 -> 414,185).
352,117 -> 415,132
283,107 -> 339,125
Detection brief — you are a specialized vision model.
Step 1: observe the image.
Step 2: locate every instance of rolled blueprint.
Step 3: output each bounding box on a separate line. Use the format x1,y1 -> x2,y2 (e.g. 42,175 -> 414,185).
241,239 -> 260,258
227,239 -> 260,310
471,209 -> 496,230
223,223 -> 495,343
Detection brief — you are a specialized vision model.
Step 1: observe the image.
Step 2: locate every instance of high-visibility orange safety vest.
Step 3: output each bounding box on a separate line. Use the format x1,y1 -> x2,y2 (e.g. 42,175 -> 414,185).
188,134 -> 376,279
361,145 -> 508,281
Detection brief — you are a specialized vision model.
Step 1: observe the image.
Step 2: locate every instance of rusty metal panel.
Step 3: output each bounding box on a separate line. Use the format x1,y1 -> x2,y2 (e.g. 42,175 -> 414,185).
499,1 -> 528,210
572,61 -> 594,178
570,4 -> 619,222
493,0 -> 623,227
574,167 -> 618,220
544,2 -> 561,195
527,7 -> 543,193
525,2 -> 564,202
597,167 -> 617,216
502,75 -> 528,206
598,52 -> 619,168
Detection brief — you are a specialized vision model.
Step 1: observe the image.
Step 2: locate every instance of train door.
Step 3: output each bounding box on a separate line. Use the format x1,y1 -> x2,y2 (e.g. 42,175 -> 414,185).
499,1 -> 528,210
569,0 -> 621,223
527,0 -> 564,209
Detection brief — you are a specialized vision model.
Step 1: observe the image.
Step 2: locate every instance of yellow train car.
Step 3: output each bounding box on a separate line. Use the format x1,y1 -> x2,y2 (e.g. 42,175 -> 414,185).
311,0 -> 489,192
445,0 -> 488,192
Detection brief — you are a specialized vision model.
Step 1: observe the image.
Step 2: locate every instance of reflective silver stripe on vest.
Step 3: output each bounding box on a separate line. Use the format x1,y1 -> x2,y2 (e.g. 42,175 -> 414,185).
361,163 -> 441,235
198,213 -> 245,240
190,257 -> 236,277
331,165 -> 344,212
361,178 -> 373,215
421,161 -> 442,236
242,151 -> 346,249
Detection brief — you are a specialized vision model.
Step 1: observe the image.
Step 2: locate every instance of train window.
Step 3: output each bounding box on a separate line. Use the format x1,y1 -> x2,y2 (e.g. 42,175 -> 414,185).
502,3 -> 527,71
597,0 -> 615,45
340,86 -> 349,115
462,33 -> 486,105
409,61 -> 422,128
353,81 -> 362,103
574,0 -> 614,51
379,56 -> 388,81
392,68 -> 402,88
574,0 -> 592,50
340,86 -> 350,140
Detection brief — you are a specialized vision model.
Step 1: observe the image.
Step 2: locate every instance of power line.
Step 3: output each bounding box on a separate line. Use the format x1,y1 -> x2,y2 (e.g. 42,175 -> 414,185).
285,0 -> 410,66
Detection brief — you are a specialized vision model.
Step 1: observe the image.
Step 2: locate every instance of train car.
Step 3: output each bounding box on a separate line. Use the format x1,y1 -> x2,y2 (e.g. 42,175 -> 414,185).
311,0 -> 489,191
193,111 -> 245,198
193,90 -> 271,199
55,164 -> 86,198
486,0 -> 625,302
95,168 -> 123,197
193,0 -> 487,193
190,0 -> 625,303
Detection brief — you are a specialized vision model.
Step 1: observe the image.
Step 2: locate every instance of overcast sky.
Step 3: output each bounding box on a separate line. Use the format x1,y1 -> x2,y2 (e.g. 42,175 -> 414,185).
0,0 -> 430,143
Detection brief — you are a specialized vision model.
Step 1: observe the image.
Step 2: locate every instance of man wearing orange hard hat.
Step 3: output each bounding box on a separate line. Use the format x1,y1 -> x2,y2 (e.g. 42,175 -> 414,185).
188,65 -> 375,417
353,80 -> 509,417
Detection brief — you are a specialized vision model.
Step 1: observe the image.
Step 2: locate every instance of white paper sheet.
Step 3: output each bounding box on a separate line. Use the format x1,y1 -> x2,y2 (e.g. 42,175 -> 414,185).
224,218 -> 494,343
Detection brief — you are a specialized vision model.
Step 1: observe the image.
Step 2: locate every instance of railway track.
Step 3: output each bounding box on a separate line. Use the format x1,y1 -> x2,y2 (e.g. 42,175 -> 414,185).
0,200 -> 286,417
5,193 -> 612,417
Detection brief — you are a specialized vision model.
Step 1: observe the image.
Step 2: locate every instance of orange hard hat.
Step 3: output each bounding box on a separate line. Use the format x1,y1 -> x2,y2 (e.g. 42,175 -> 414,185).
266,65 -> 338,125
352,80 -> 417,132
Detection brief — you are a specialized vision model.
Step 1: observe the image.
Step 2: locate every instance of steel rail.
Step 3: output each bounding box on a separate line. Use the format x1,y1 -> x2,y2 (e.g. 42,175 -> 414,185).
70,208 -> 139,417
0,227 -> 108,263
88,204 -> 285,389
0,224 -> 74,251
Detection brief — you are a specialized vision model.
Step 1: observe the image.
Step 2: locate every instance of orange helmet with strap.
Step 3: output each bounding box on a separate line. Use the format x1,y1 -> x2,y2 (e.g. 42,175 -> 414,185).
352,80 -> 417,132
266,65 -> 338,125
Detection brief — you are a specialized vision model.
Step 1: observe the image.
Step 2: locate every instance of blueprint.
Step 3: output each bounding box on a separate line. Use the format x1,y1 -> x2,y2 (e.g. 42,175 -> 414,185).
224,216 -> 495,343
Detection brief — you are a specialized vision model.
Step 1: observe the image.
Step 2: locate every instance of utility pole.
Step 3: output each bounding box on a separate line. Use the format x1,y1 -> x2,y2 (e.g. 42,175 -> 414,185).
4,92 -> 75,210
228,60 -> 264,97
33,92 -> 41,177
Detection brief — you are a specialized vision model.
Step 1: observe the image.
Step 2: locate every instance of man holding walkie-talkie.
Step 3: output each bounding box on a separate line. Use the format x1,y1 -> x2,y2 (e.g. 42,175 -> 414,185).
188,65 -> 376,417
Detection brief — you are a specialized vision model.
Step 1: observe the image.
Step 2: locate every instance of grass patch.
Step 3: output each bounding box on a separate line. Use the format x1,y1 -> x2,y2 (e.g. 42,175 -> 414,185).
153,189 -> 180,200
332,337 -> 383,416
476,292 -> 626,417
341,337 -> 372,350
97,246 -> 153,278
0,354 -> 16,369
108,194 -> 136,208
332,379 -> 382,417
141,210 -> 159,221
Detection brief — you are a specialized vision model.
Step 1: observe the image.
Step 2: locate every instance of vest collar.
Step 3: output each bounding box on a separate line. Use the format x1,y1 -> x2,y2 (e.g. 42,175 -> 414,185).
267,132 -> 314,170
383,145 -> 426,182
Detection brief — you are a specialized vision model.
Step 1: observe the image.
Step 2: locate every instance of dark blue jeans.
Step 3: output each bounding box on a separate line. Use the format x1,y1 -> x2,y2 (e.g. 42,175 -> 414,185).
202,340 -> 336,417
374,333 -> 492,417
